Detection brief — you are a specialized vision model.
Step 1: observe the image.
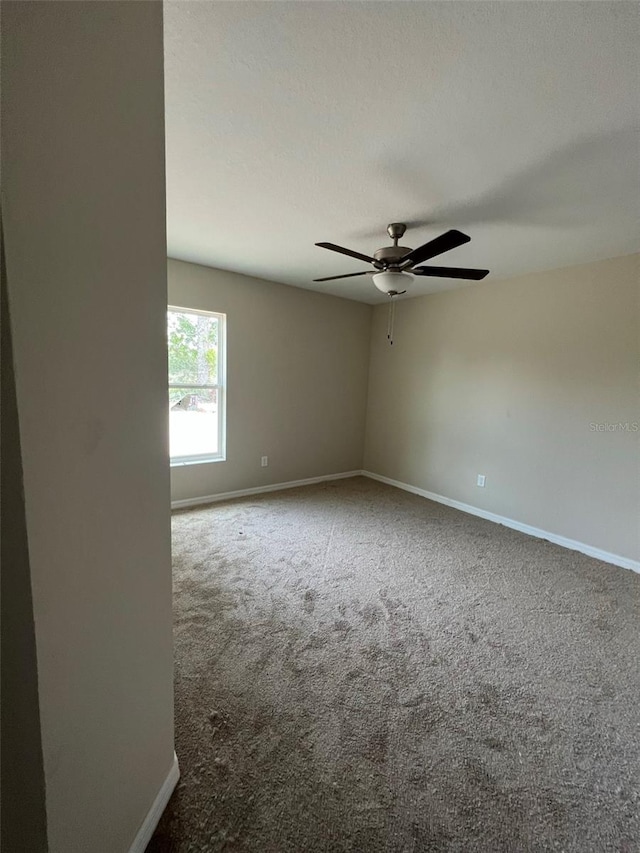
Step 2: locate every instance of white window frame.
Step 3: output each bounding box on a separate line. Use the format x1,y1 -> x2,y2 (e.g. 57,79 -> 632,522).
168,306 -> 226,466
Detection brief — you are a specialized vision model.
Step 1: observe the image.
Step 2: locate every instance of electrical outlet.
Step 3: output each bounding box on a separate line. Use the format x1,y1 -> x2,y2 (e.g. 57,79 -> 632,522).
477,474 -> 486,487
261,456 -> 268,467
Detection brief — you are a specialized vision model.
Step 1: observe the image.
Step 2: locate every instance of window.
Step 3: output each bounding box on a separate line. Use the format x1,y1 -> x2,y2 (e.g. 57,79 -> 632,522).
168,307 -> 226,464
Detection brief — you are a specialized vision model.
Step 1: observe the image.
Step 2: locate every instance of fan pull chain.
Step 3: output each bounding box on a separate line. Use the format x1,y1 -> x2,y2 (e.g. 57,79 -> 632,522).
387,297 -> 396,345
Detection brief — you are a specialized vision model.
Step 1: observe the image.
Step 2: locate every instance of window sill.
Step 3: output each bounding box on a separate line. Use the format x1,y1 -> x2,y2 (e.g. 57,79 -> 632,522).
170,456 -> 226,468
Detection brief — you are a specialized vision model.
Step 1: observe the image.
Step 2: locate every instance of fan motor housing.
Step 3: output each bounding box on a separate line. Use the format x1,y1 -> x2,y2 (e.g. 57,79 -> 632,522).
374,245 -> 411,268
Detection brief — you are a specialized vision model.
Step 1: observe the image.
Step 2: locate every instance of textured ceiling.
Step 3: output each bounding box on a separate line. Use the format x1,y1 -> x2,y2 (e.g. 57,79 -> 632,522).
164,1 -> 640,304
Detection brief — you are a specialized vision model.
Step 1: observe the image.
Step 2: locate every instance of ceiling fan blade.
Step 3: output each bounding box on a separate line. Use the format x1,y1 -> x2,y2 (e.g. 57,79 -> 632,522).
315,242 -> 376,265
413,266 -> 489,280
400,229 -> 471,267
313,271 -> 371,282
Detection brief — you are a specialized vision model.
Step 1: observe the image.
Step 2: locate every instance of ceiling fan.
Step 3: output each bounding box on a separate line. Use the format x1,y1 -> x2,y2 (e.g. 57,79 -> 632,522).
314,223 -> 489,296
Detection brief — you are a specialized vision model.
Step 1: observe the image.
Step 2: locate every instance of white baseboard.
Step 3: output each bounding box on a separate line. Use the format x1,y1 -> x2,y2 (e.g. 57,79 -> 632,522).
128,752 -> 180,853
362,470 -> 640,574
171,470 -> 362,510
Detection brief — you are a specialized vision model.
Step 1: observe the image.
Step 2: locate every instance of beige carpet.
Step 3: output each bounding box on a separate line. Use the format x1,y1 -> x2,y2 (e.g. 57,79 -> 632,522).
148,476 -> 639,852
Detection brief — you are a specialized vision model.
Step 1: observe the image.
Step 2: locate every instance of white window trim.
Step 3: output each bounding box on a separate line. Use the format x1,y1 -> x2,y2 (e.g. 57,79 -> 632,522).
168,306 -> 226,466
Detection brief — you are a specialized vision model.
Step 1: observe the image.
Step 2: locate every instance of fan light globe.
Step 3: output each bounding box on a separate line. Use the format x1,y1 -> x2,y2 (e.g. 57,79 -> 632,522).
372,270 -> 413,295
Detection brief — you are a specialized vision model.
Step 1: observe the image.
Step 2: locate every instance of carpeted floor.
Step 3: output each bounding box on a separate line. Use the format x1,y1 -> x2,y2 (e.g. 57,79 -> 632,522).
148,476 -> 639,852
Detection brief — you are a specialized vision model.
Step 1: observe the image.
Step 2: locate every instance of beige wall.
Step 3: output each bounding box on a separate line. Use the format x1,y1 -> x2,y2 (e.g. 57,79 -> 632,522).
3,3 -> 174,851
169,259 -> 372,503
364,254 -> 640,562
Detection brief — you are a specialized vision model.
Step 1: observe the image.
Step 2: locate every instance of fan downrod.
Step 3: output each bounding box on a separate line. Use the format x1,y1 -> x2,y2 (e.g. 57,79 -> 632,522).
387,223 -> 407,245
